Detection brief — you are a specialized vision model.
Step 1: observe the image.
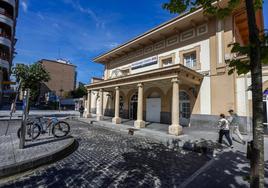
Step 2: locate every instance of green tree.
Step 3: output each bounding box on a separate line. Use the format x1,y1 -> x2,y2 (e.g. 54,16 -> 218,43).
163,0 -> 267,187
13,63 -> 50,104
71,84 -> 87,98
13,63 -> 50,149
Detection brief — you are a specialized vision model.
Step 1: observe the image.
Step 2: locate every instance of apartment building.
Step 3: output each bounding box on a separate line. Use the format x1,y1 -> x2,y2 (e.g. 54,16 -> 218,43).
85,0 -> 264,135
0,0 -> 19,104
39,59 -> 77,102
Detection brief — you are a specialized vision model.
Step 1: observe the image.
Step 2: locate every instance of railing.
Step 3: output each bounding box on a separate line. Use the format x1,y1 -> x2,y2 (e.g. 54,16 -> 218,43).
0,10 -> 13,19
0,52 -> 10,61
0,32 -> 11,40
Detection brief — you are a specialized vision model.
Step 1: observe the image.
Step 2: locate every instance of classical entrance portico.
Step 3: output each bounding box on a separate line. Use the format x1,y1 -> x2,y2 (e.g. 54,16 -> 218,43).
86,64 -> 203,135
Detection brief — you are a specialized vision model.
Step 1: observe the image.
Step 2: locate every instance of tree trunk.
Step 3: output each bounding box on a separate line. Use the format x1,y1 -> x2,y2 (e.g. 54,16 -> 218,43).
245,0 -> 265,187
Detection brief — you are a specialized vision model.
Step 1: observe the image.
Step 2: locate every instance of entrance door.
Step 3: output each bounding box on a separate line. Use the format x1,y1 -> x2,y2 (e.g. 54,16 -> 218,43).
129,93 -> 138,120
146,98 -> 161,122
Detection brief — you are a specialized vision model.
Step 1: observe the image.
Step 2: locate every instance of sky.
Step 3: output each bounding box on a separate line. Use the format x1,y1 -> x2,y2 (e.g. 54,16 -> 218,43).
15,0 -> 268,84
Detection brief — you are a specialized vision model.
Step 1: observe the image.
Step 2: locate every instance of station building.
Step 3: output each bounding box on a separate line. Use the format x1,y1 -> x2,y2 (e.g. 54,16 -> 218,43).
85,1 -> 264,135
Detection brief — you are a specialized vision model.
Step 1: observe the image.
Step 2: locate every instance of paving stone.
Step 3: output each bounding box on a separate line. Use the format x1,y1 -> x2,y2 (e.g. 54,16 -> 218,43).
0,120 -> 209,188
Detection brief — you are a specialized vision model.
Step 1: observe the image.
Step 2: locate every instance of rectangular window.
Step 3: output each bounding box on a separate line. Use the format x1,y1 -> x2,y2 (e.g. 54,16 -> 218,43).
162,57 -> 173,67
184,52 -> 197,68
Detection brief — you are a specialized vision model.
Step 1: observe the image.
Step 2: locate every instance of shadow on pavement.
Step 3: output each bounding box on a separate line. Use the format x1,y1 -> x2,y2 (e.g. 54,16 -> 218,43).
25,135 -> 73,148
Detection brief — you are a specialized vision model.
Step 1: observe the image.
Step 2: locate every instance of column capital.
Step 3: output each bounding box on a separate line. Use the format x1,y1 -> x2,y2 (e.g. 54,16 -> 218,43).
171,78 -> 181,84
115,86 -> 120,90
87,90 -> 92,93
99,89 -> 103,92
137,83 -> 143,88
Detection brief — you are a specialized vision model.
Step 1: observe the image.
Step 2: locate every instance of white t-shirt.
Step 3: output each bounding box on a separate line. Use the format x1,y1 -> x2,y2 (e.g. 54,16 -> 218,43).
218,118 -> 230,130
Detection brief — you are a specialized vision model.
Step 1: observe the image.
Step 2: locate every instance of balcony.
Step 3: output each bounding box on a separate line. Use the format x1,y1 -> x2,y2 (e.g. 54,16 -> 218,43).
0,58 -> 9,69
0,9 -> 12,19
1,0 -> 16,8
0,32 -> 11,47
0,13 -> 13,27
0,48 -> 10,62
0,3 -> 14,27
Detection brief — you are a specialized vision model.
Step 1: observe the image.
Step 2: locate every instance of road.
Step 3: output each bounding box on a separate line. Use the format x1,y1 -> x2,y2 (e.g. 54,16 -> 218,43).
0,120 -> 209,188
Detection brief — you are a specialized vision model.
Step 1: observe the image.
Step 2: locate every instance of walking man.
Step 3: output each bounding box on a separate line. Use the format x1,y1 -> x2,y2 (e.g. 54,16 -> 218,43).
228,109 -> 246,145
79,105 -> 85,118
218,114 -> 233,148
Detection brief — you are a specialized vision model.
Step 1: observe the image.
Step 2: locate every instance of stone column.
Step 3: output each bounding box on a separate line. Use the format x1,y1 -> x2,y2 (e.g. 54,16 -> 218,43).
86,90 -> 92,118
96,89 -> 103,121
112,87 -> 121,124
134,83 -> 145,128
169,78 -> 183,135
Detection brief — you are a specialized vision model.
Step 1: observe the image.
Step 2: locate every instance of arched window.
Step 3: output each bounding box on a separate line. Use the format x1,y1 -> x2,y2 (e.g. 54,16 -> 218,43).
119,96 -> 124,116
129,93 -> 138,119
148,91 -> 161,98
179,91 -> 190,119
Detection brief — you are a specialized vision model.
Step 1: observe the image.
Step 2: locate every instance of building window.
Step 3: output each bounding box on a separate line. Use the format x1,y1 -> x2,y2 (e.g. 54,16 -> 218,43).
184,52 -> 197,68
179,46 -> 200,70
162,57 -> 173,67
159,53 -> 175,68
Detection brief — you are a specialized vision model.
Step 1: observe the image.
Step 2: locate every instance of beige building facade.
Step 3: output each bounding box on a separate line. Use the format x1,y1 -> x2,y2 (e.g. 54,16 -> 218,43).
85,1 -> 264,135
39,59 -> 76,100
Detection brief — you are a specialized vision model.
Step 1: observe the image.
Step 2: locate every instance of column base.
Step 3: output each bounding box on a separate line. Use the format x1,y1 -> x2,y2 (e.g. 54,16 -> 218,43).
86,113 -> 92,118
96,115 -> 103,121
168,124 -> 183,136
112,117 -> 121,124
134,120 -> 146,128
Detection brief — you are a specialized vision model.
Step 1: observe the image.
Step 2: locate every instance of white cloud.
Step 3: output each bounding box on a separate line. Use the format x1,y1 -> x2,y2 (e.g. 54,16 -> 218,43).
62,0 -> 105,29
21,0 -> 28,13
37,12 -> 45,20
105,42 -> 119,49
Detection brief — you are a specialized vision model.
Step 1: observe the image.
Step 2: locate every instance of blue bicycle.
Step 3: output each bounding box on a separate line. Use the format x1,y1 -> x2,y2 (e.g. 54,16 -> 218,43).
17,116 -> 70,141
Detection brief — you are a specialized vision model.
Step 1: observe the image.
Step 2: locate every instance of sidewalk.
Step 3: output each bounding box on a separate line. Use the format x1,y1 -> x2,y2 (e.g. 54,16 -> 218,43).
183,138 -> 268,188
0,120 -> 76,178
79,117 -> 268,187
78,117 -> 244,154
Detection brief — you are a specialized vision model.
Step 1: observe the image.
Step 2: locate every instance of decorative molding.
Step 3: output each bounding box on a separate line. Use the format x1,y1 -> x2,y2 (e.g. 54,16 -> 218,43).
106,23 -> 210,71
181,28 -> 195,41
136,49 -> 143,57
144,45 -> 153,54
166,35 -> 179,47
197,24 -> 208,36
154,40 -> 165,50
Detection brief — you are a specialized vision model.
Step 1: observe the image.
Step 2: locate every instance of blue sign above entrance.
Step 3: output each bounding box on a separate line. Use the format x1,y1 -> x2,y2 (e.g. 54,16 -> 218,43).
131,56 -> 158,70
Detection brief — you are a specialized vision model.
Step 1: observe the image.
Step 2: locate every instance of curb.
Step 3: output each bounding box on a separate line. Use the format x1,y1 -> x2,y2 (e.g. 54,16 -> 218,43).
0,137 -> 78,179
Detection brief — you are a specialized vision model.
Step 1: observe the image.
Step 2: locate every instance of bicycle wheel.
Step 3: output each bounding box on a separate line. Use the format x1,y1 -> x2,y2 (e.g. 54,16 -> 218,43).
17,122 -> 41,141
52,121 -> 70,138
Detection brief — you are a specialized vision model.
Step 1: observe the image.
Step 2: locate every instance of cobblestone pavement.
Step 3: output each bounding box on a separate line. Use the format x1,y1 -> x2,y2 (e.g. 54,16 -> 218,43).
0,120 -> 209,188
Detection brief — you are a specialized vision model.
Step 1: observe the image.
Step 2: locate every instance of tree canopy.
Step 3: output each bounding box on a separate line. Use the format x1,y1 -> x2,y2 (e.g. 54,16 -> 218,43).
13,63 -> 50,101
